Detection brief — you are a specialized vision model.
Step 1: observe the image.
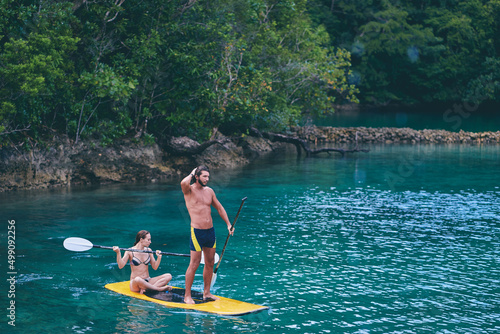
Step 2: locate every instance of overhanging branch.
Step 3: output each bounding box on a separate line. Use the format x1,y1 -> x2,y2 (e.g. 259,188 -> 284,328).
249,127 -> 369,157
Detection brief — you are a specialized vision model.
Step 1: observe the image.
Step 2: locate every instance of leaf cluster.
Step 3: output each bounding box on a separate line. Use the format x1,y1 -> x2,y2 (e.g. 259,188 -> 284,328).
0,0 -> 357,146
309,0 -> 500,105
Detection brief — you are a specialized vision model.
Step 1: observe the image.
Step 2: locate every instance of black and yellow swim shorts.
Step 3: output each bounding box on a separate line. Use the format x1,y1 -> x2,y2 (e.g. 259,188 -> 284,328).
190,227 -> 216,251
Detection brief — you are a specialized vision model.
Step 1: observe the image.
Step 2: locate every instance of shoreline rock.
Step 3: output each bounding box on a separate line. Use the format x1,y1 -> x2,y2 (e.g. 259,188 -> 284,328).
1,126 -> 498,192
291,126 -> 500,145
0,135 -> 288,192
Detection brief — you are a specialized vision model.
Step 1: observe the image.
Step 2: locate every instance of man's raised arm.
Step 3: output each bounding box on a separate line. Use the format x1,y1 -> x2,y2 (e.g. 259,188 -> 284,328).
181,168 -> 197,195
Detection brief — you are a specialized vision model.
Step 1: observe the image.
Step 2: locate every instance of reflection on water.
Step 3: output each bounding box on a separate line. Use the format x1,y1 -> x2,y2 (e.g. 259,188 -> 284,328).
109,299 -> 270,333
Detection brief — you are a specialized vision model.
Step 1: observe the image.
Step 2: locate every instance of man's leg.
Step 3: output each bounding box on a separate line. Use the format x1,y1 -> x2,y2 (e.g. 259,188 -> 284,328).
202,247 -> 220,300
184,250 -> 201,304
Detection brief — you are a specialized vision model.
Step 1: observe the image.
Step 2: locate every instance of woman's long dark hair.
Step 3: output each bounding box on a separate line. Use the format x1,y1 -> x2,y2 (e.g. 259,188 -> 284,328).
134,230 -> 150,245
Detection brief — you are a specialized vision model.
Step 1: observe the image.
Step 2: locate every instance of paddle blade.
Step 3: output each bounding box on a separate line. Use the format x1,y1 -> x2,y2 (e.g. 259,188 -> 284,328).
63,237 -> 93,252
200,253 -> 220,265
211,273 -> 217,288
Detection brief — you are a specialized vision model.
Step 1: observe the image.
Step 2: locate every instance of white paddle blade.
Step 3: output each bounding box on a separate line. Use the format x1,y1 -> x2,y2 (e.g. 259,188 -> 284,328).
200,252 -> 220,265
210,273 -> 217,288
63,237 -> 93,252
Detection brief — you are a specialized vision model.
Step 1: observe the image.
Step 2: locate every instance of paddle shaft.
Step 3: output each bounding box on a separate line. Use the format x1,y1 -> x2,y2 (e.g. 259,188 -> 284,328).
94,244 -> 190,257
213,197 -> 247,274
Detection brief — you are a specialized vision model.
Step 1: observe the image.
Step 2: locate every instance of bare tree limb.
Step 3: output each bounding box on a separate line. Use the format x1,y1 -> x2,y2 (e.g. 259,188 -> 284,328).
0,125 -> 32,136
249,127 -> 369,157
104,0 -> 125,22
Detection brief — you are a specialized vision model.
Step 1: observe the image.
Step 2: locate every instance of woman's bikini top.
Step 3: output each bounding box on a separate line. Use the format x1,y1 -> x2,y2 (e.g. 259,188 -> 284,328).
131,251 -> 151,266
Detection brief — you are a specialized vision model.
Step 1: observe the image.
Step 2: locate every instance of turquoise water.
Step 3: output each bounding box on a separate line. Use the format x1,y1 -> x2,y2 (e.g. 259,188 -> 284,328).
315,106 -> 500,132
1,144 -> 499,333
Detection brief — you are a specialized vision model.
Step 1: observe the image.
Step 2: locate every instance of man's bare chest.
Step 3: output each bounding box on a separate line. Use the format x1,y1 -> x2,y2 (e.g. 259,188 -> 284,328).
188,189 -> 212,206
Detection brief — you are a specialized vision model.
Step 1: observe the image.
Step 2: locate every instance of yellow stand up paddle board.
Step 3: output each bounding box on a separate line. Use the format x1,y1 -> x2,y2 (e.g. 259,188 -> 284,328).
105,281 -> 269,316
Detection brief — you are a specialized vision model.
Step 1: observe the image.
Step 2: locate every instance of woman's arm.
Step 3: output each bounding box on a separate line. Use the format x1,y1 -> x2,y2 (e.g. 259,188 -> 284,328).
150,249 -> 162,270
113,246 -> 130,269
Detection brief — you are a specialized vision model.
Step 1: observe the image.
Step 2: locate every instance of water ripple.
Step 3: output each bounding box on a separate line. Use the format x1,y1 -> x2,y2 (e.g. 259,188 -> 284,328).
241,189 -> 500,332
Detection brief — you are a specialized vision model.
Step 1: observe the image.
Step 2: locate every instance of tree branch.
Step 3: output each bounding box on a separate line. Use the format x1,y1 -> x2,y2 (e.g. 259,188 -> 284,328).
0,125 -> 32,136
249,127 -> 369,157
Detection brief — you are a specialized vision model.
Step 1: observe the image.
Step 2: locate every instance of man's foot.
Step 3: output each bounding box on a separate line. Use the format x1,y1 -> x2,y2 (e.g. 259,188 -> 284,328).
203,293 -> 219,301
184,296 -> 195,304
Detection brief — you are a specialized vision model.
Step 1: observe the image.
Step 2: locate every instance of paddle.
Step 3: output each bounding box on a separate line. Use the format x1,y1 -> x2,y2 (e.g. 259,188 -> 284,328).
211,196 -> 247,287
63,237 -> 219,264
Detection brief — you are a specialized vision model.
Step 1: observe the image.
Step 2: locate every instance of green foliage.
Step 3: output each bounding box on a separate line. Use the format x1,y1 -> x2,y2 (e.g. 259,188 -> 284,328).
310,0 -> 500,105
464,57 -> 500,103
0,2 -> 79,143
206,0 -> 358,132
1,0 -> 357,145
4,0 -> 500,148
73,64 -> 136,143
79,64 -> 136,101
3,0 -> 500,147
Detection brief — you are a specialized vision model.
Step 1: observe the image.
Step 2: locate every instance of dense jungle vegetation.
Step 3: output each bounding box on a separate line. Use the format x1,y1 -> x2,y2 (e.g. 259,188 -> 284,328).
1,0 -> 499,147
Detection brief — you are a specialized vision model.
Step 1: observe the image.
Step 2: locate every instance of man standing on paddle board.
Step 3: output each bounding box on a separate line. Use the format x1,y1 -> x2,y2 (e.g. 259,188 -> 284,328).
181,165 -> 233,304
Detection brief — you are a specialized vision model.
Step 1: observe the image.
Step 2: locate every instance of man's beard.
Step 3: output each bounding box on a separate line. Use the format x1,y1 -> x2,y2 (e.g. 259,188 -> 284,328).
198,179 -> 207,187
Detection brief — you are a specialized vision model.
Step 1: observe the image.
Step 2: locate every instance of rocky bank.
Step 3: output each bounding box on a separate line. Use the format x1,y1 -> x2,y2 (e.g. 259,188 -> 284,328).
0,134 -> 288,192
1,126 -> 499,192
291,126 -> 500,144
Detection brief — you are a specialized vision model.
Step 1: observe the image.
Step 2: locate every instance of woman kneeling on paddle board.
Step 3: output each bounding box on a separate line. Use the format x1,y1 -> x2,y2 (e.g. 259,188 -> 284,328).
113,230 -> 172,294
